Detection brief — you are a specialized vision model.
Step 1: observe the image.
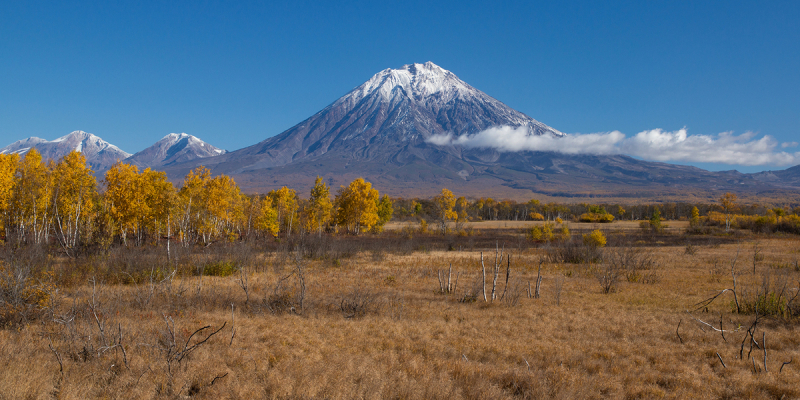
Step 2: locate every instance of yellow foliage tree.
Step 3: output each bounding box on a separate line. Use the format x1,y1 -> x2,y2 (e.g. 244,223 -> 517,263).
203,174 -> 244,241
51,151 -> 97,249
268,186 -> 298,236
177,166 -> 211,245
455,196 -> 469,231
11,149 -> 53,244
690,206 -> 700,229
139,168 -> 176,244
175,166 -> 243,244
334,178 -> 379,234
372,194 -> 393,233
252,195 -> 279,238
103,162 -> 141,244
720,192 -> 738,232
432,188 -> 457,234
0,153 -> 20,240
303,176 -> 333,235
583,229 -> 607,248
104,162 -> 176,245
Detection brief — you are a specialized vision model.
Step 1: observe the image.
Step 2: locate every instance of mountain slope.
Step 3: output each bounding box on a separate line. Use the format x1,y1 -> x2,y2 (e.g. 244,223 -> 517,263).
153,61 -> 800,200
126,133 -> 226,168
177,62 -> 563,175
1,131 -> 131,171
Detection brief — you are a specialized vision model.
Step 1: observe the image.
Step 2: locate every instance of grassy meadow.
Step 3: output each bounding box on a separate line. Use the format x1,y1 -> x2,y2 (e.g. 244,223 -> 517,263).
1,225 -> 799,399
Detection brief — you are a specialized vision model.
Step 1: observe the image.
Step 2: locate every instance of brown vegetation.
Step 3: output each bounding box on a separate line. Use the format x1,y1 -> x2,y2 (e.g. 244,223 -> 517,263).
1,227 -> 799,399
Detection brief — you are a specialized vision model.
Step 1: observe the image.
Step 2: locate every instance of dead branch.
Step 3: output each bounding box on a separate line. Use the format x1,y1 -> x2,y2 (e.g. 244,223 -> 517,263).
685,311 -> 738,333
717,352 -> 726,368
481,252 -> 487,302
230,303 -> 235,346
176,322 -> 227,363
691,289 -> 734,312
500,255 -> 510,301
780,359 -> 792,373
676,319 -> 684,344
209,372 -> 228,387
763,332 -> 767,373
48,336 -> 63,375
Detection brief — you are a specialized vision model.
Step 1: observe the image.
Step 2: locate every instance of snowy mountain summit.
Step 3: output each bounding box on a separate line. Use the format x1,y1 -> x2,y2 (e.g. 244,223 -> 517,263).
206,61 -> 564,172
1,131 -> 131,171
126,133 -> 227,168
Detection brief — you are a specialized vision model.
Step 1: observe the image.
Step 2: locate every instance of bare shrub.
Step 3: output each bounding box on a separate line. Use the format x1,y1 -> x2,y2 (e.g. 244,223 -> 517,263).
502,278 -> 524,307
459,274 -> 483,303
338,286 -> 379,319
264,248 -> 307,315
594,262 -> 623,294
0,246 -> 55,326
605,245 -> 657,284
739,270 -> 800,319
545,239 -> 602,264
553,274 -> 565,306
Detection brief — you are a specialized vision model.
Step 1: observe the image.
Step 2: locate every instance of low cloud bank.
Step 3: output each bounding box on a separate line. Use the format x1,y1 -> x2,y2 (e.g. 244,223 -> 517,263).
426,126 -> 800,167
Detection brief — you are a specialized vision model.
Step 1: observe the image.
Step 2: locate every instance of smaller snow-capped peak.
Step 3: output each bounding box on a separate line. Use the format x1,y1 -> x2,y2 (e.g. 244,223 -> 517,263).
53,130 -> 132,157
125,133 -> 227,168
0,137 -> 47,154
0,130 -> 131,171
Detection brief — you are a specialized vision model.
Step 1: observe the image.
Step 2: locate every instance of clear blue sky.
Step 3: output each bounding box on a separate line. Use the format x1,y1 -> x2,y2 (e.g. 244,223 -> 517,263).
2,1 -> 798,172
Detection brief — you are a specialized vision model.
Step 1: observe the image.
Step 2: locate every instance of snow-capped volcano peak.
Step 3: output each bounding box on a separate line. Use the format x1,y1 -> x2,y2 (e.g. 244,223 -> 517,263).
215,62 -> 564,173
354,61 -> 471,102
126,133 -> 227,168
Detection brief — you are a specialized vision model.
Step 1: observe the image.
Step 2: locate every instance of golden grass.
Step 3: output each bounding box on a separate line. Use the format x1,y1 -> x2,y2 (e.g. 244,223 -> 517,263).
1,235 -> 799,399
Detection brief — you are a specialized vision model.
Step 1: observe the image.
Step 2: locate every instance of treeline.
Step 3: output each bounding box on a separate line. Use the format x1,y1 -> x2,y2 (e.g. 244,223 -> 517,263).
0,149 -> 392,250
2,149 -> 799,251
396,196 -> 800,225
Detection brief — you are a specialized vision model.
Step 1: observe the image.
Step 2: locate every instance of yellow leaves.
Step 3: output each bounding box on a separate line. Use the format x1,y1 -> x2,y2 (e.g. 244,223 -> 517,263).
52,151 -> 98,248
0,153 -> 19,214
177,166 -> 244,244
583,229 -> 607,248
268,186 -> 298,234
334,178 -> 379,234
104,162 -> 176,245
432,188 -> 457,233
253,196 -> 279,237
11,149 -> 53,244
529,212 -> 545,221
303,176 -> 333,234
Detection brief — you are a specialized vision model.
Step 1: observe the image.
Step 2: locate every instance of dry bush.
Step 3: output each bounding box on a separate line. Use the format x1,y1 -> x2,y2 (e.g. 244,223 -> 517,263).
337,286 -> 380,318
544,239 -> 602,264
605,245 -> 659,284
738,270 -> 800,318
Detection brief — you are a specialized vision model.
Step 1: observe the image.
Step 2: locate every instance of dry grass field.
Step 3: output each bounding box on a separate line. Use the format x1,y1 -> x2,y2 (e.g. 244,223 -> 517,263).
1,228 -> 799,399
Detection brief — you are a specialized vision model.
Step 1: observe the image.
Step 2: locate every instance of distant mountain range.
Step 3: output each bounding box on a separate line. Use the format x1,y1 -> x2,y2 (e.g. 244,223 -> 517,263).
1,131 -> 131,172
1,131 -> 225,172
3,62 -> 799,201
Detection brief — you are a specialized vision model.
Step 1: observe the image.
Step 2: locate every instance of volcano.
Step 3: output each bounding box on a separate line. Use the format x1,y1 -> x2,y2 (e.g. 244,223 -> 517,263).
162,62 -> 800,201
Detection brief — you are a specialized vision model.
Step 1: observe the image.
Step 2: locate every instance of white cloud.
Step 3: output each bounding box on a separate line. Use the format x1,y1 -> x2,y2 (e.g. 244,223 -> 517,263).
426,126 -> 800,167
782,141 -> 798,148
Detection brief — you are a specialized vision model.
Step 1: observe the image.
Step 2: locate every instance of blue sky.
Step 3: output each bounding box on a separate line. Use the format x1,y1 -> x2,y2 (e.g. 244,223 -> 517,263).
1,1 -> 798,172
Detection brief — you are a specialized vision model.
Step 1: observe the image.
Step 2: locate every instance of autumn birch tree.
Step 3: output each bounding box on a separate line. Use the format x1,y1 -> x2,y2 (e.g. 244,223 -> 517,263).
333,178 -> 379,234
432,188 -> 457,234
302,176 -> 333,235
11,149 -> 53,244
51,151 -> 97,249
0,153 -> 19,241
